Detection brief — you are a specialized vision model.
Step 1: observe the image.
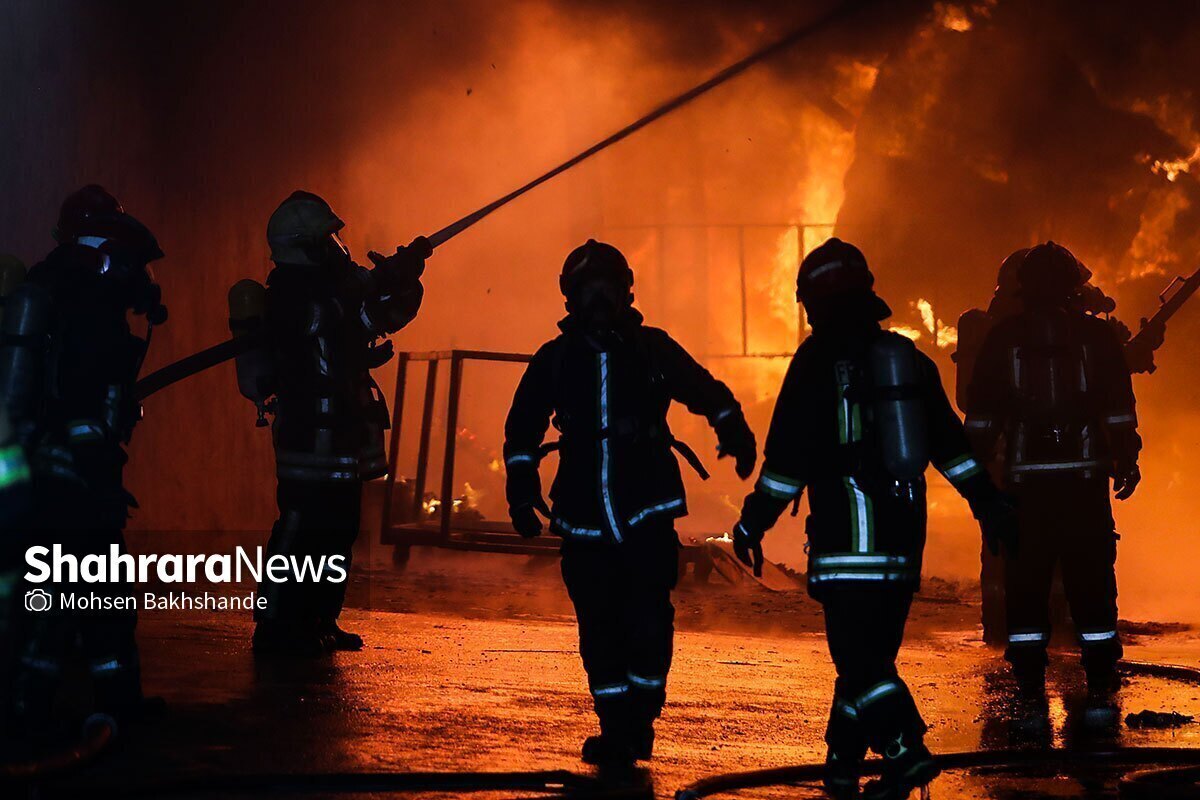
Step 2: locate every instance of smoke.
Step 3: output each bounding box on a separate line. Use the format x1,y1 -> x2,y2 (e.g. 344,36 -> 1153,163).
837,0 -> 1200,621
3,1 -> 1199,621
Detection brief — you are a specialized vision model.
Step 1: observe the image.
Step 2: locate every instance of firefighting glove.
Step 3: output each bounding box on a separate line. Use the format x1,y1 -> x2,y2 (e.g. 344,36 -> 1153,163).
363,339 -> 395,369
367,236 -> 432,289
1113,461 -> 1141,500
510,498 -> 550,539
732,522 -> 764,577
715,413 -> 757,480
974,491 -> 1019,558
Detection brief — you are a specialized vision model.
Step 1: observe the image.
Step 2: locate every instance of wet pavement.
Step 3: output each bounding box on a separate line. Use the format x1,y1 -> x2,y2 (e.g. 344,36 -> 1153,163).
19,548 -> 1200,799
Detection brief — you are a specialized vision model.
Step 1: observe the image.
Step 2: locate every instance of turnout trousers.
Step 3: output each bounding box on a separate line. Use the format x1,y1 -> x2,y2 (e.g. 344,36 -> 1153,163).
1003,476 -> 1121,678
13,476 -> 141,727
256,479 -> 362,623
822,585 -> 924,757
560,525 -> 679,738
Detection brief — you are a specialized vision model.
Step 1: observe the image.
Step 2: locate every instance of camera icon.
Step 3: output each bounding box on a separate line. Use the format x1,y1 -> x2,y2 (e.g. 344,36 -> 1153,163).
24,588 -> 52,612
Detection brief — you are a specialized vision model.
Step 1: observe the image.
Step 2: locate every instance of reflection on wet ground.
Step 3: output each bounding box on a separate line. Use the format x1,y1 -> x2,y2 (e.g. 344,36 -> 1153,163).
19,550 -> 1200,799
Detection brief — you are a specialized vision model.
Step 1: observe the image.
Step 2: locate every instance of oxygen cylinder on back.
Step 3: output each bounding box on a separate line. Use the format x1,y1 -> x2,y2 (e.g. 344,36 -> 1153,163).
869,333 -> 929,482
0,255 -> 27,326
0,282 -> 51,432
227,279 -> 274,425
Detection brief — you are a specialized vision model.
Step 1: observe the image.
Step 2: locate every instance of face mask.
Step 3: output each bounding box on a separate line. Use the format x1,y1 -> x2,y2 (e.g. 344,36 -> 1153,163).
572,279 -> 629,331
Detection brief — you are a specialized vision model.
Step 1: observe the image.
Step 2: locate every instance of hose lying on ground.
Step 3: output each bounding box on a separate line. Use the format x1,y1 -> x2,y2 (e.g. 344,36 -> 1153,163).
0,714 -> 116,781
675,748 -> 1200,800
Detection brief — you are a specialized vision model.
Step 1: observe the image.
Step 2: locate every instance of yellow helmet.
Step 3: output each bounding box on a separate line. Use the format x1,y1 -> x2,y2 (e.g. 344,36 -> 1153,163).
266,190 -> 346,267
0,254 -> 26,299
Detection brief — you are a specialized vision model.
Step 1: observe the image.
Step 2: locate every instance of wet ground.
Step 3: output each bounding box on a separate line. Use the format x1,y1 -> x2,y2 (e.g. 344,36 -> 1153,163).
21,544 -> 1200,799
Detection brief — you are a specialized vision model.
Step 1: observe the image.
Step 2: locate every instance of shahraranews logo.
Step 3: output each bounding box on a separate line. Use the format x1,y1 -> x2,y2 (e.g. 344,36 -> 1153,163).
23,545 -> 348,612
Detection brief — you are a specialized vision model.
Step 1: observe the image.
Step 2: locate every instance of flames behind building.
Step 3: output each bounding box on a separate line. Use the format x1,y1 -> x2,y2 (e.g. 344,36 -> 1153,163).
1,0 -> 1198,619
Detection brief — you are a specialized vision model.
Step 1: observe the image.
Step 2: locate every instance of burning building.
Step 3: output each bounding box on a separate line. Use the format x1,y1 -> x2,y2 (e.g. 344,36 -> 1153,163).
1,0 -> 1199,620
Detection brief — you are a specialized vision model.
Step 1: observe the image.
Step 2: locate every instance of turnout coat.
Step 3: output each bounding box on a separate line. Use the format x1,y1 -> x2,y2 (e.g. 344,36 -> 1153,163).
504,312 -> 744,544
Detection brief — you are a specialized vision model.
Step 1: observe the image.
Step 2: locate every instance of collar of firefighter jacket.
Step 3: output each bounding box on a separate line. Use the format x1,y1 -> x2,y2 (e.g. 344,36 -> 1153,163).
557,306 -> 644,337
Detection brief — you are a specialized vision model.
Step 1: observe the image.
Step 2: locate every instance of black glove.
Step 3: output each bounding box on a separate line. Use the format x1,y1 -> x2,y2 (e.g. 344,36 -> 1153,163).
510,498 -> 550,539
367,236 -> 431,290
732,522 -> 764,577
1113,461 -> 1140,501
974,490 -> 1019,558
363,339 -> 395,369
715,413 -> 757,480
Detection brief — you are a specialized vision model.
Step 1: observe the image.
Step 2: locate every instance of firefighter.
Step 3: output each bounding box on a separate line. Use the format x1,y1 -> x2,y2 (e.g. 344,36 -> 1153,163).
964,242 -> 1140,709
504,240 -> 756,765
958,248 -> 1161,645
252,190 -> 427,655
1,185 -> 167,730
731,238 -> 1017,799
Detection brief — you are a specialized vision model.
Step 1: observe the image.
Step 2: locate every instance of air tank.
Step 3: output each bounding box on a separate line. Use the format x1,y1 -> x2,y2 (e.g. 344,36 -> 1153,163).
227,279 -> 274,418
869,333 -> 929,482
0,283 -> 50,426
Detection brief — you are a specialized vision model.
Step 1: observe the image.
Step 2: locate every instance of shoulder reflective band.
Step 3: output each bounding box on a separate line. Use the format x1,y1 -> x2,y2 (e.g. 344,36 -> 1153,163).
844,477 -> 874,552
856,680 -> 902,708
1010,460 -> 1102,474
597,352 -> 623,543
89,659 -> 122,674
757,469 -> 802,499
1104,413 -> 1136,425
939,454 -> 983,483
0,445 -> 30,489
628,497 -> 684,526
1079,629 -> 1118,643
964,417 -> 994,430
505,453 -> 536,466
1007,630 -> 1049,645
591,682 -> 629,698
627,673 -> 666,689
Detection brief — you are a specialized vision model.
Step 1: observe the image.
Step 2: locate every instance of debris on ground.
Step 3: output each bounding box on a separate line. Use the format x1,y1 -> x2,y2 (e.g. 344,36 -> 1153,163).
1124,709 -> 1195,729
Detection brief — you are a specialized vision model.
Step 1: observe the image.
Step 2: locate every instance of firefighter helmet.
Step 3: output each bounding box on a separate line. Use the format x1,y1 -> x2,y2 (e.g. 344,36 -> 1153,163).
796,237 -> 890,320
559,239 -> 633,299
266,190 -> 347,267
54,185 -> 163,263
1018,241 -> 1084,304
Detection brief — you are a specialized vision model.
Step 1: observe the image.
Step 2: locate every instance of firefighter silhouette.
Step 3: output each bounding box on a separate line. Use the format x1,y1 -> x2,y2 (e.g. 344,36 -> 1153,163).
242,191 -> 428,655
1,186 -> 166,731
732,238 -> 1016,799
503,240 -> 756,765
956,247 -> 1161,646
965,242 -> 1140,712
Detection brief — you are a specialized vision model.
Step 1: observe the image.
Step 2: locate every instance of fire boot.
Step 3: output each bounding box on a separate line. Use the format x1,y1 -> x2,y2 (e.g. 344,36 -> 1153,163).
627,675 -> 666,761
861,732 -> 939,800
824,695 -> 867,798
252,619 -> 328,657
1010,659 -> 1047,698
320,619 -> 364,651
581,692 -> 635,766
824,748 -> 866,799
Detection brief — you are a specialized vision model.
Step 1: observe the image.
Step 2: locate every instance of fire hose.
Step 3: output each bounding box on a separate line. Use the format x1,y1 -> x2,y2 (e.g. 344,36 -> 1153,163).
0,714 -> 116,782
118,770 -> 650,798
134,0 -> 871,401
675,748 -> 1200,800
